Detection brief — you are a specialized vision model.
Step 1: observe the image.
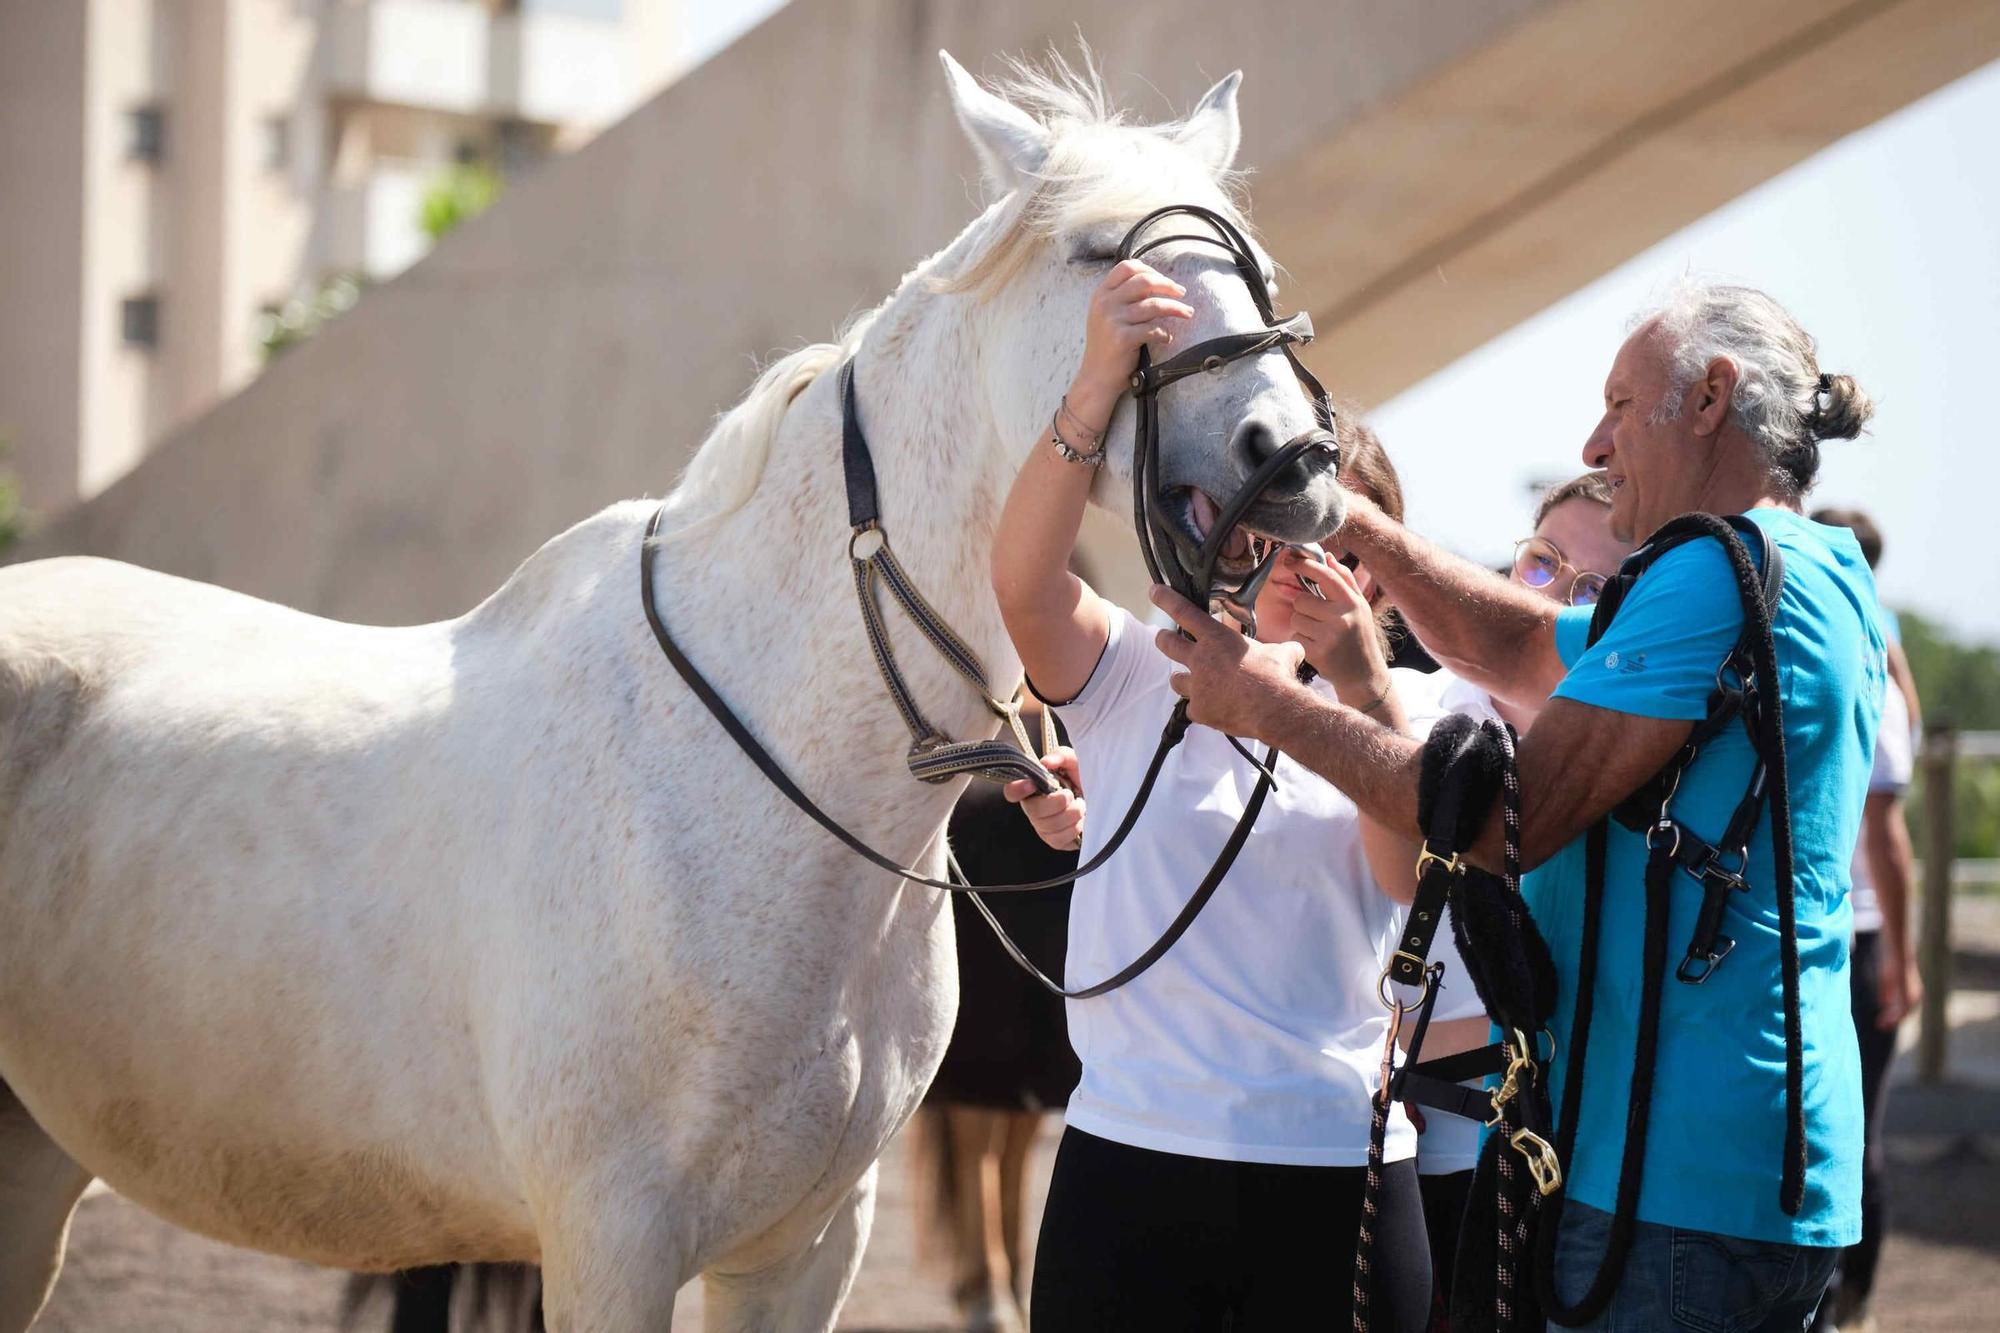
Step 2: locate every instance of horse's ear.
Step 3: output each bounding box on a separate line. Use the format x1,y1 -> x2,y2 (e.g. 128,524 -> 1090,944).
940,50 -> 1049,196
1174,70 -> 1243,175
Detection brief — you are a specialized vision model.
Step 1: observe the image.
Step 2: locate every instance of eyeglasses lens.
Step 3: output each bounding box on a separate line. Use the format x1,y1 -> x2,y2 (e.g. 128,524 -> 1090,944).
1513,540 -> 1560,589
1571,573 -> 1608,607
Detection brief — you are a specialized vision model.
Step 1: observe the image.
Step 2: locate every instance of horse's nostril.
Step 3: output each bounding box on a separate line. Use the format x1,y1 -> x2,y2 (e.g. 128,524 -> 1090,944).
1234,418 -> 1282,468
1228,420 -> 1339,509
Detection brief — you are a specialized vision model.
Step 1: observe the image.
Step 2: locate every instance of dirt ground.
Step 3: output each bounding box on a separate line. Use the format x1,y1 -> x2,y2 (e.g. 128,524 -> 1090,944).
32,904 -> 2000,1331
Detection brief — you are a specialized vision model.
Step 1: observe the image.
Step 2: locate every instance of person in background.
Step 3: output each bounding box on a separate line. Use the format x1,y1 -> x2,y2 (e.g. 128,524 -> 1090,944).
1808,507 -> 1923,1333
1411,471 -> 1632,1325
915,695 -> 1081,1333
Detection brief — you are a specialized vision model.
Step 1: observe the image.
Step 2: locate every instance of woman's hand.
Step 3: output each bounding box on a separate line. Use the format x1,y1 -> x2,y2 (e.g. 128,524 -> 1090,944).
1004,747 -> 1087,851
1273,550 -> 1390,704
1068,260 -> 1193,429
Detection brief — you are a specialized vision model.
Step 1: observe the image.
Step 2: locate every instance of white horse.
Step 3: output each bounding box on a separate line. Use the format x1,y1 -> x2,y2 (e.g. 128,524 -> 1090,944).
0,54 -> 1344,1332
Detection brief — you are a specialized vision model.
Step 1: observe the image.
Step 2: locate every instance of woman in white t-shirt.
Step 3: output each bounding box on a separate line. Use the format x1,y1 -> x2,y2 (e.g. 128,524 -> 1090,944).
989,259 -> 1440,1332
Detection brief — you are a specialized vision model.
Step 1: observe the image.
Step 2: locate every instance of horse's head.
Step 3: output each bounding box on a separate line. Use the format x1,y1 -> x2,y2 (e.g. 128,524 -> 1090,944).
937,52 -> 1345,583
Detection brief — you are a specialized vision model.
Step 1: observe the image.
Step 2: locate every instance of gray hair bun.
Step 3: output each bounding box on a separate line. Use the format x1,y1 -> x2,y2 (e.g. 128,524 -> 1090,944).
1809,371 -> 1874,442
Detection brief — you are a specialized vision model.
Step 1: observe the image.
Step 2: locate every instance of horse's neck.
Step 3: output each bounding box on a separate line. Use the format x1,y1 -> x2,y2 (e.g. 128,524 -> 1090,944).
666,292 -> 1018,860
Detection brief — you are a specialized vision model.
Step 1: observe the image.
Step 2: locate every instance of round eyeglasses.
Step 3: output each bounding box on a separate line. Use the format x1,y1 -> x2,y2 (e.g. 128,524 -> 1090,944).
1512,536 -> 1609,607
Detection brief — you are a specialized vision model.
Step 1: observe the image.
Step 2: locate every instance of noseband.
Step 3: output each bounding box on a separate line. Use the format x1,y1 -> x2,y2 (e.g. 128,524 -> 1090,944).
1117,204 -> 1340,632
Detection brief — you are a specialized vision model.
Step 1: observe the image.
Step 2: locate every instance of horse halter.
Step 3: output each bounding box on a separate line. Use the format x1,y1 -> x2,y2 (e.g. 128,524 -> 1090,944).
1117,204 -> 1340,636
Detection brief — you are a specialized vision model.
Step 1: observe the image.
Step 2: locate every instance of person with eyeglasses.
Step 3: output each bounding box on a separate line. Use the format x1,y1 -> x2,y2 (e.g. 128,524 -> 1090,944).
1409,471 -> 1631,1319
1510,473 -> 1630,611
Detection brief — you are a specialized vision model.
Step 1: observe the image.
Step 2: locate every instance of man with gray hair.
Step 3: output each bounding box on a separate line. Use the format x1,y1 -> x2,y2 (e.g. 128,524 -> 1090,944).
1152,282 -> 1884,1329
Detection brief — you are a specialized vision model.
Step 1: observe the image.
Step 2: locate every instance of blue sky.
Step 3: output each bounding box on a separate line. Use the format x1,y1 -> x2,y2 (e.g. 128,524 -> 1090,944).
683,8 -> 1999,646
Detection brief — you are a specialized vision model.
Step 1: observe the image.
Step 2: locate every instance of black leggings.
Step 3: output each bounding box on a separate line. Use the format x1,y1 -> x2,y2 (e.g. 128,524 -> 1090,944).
1031,1126 -> 1432,1332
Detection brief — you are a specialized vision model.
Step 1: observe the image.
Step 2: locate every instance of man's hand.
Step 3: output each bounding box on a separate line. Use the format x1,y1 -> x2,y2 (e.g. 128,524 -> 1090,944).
1150,586 -> 1309,741
1004,747 -> 1086,851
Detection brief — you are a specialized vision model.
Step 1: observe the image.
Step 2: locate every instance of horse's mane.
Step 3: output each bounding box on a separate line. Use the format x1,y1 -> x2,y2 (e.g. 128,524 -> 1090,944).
652,337 -> 858,544
656,49 -> 1248,542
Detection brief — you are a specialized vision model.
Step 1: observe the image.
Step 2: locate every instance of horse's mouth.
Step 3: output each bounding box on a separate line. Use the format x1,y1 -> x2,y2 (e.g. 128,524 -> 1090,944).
1166,487 -> 1276,580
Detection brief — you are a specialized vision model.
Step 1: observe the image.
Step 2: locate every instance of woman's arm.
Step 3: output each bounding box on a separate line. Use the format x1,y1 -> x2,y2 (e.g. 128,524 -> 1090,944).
1277,552 -> 1422,903
992,260 -> 1192,702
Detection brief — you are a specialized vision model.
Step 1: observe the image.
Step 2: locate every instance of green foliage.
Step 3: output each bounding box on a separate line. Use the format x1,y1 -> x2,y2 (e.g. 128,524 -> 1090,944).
0,434 -> 24,553
1899,608 -> 2000,862
1902,609 -> 2000,731
419,162 -> 503,242
257,274 -> 363,363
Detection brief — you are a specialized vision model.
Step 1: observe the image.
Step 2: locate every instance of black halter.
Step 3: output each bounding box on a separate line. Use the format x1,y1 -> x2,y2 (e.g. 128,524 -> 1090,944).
638,202 -> 1341,999
1117,204 -> 1341,628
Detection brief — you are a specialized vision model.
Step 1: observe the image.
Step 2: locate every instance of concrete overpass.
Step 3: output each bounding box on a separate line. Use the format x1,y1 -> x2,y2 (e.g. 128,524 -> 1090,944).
21,0 -> 2000,621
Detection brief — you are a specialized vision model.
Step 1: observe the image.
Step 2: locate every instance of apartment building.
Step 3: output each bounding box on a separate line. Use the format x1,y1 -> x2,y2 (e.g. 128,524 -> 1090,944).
0,0 -> 679,517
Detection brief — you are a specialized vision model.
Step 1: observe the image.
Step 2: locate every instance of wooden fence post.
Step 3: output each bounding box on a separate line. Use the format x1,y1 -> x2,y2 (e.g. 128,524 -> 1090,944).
1917,726 -> 1956,1085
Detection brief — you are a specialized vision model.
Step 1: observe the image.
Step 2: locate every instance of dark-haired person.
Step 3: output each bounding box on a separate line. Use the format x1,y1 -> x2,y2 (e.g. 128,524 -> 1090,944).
1155,282 -> 1883,1330
1807,506 -> 1922,1333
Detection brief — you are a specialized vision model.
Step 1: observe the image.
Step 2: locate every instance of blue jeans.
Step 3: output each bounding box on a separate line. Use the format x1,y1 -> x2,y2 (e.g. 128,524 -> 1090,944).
1548,1201 -> 1839,1332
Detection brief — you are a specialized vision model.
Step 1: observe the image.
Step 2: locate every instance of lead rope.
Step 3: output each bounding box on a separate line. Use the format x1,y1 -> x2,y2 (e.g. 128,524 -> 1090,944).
1489,726 -> 1541,1333
1355,721 -> 1536,1333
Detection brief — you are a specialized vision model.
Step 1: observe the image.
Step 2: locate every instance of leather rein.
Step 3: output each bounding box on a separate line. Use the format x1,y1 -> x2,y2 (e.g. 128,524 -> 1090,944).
639,202 -> 1336,998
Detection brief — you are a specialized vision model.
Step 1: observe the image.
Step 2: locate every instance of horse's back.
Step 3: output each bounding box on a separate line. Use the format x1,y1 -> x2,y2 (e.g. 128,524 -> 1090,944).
0,556 -> 543,1266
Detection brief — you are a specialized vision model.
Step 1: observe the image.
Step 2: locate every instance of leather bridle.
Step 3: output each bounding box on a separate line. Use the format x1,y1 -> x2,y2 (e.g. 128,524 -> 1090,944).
640,202 -> 1341,998
1120,203 -> 1339,633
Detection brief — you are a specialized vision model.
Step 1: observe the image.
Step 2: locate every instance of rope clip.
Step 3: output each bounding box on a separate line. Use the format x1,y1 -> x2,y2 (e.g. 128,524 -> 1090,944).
1509,1127 -> 1564,1196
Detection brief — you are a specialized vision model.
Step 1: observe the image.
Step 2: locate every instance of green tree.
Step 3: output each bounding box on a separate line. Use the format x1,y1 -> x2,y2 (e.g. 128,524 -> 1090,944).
1899,608 -> 2000,861
257,274 -> 364,363
419,162 -> 503,242
0,433 -> 26,554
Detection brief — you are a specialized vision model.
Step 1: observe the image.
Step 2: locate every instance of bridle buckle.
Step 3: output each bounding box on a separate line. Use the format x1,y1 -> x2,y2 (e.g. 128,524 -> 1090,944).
1414,843 -> 1463,880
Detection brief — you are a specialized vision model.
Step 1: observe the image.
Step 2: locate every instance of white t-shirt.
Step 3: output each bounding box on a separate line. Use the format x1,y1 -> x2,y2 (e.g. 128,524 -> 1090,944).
1404,669 -> 1504,1175
1849,680 -> 1912,935
1051,606 -> 1444,1166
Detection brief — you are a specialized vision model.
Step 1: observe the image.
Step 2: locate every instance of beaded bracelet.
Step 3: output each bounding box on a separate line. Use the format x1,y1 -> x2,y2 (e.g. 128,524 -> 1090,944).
1050,394 -> 1106,467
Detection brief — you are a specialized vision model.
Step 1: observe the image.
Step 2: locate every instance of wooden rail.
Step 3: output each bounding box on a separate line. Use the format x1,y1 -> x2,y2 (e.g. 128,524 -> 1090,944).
1918,726 -> 1957,1084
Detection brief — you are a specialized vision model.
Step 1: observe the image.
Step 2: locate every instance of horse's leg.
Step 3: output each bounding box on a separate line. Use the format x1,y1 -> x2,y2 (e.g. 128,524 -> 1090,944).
702,1165 -> 877,1333
0,1086 -> 94,1333
536,1196 -> 688,1333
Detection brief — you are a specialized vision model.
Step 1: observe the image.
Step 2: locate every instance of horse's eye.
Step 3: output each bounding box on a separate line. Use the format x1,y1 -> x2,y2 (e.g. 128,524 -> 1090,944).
1068,251 -> 1118,268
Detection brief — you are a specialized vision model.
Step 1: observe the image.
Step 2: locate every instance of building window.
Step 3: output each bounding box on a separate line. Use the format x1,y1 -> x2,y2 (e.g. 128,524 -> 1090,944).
127,105 -> 166,163
121,295 -> 160,349
261,115 -> 290,172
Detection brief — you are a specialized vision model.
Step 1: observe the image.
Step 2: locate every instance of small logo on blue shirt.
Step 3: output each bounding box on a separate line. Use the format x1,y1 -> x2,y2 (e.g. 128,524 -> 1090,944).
1605,651 -> 1647,674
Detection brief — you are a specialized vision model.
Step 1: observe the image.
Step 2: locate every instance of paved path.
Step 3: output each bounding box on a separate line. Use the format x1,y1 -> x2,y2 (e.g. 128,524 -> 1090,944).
33,900 -> 2000,1330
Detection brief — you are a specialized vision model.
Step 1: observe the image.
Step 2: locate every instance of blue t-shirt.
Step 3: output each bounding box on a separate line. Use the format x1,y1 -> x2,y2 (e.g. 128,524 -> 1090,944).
1526,508 -> 1883,1247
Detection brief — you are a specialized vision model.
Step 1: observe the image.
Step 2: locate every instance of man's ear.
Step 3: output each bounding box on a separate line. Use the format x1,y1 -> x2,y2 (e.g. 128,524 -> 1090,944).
1690,356 -> 1739,437
940,51 -> 1050,197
